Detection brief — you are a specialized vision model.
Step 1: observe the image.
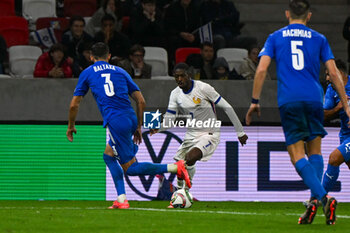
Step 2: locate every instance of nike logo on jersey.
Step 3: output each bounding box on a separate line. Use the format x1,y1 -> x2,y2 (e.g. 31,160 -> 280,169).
193,97 -> 201,104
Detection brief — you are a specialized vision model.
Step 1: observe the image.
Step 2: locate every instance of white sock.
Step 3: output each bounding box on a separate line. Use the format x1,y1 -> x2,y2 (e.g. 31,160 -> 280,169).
117,194 -> 126,203
187,165 -> 196,182
167,164 -> 177,173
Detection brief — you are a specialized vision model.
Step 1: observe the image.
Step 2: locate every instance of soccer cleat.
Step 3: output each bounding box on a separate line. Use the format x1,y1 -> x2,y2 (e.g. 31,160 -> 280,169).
108,200 -> 130,209
298,199 -> 318,224
167,202 -> 174,208
323,195 -> 337,225
175,160 -> 192,188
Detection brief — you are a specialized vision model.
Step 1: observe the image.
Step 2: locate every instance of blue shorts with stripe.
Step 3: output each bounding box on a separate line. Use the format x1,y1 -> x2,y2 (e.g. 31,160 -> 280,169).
279,101 -> 327,146
107,112 -> 138,165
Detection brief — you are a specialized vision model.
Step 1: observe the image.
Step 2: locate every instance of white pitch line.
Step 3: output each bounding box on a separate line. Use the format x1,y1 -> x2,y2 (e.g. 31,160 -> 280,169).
1,206 -> 350,219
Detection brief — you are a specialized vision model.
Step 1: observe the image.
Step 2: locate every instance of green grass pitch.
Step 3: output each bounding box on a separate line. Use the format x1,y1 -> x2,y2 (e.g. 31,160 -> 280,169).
1,200 -> 349,233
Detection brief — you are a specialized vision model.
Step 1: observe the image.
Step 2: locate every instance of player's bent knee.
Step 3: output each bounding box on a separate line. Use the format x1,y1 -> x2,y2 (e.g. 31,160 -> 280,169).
104,144 -> 114,157
328,150 -> 344,166
185,148 -> 203,166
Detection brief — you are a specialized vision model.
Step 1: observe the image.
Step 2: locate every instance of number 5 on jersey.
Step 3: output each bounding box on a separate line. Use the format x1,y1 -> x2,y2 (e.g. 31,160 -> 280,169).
291,40 -> 304,70
102,73 -> 115,96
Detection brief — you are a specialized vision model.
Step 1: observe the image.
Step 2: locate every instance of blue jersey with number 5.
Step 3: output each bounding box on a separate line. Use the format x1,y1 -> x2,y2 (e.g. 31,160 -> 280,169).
74,61 -> 140,127
259,23 -> 334,107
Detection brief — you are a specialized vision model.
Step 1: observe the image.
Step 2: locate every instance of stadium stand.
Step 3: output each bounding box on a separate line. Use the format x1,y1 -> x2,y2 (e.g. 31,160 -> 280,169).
22,0 -> 56,22
9,45 -> 42,78
64,0 -> 97,17
216,48 -> 248,71
0,16 -> 29,47
175,47 -> 201,64
0,0 -> 15,16
144,47 -> 168,76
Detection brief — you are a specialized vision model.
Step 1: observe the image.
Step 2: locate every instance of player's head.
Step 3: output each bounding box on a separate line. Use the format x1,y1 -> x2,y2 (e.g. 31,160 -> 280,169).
325,59 -> 348,87
173,63 -> 192,90
286,0 -> 311,23
91,42 -> 111,62
49,43 -> 66,65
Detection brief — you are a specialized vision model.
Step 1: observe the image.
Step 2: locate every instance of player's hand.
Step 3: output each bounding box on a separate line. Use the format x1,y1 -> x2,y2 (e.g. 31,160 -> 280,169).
238,134 -> 248,146
149,129 -> 159,136
66,127 -> 77,142
245,103 -> 261,125
133,127 -> 142,144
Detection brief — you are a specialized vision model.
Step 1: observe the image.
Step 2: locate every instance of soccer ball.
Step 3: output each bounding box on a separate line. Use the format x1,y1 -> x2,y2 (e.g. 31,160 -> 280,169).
170,189 -> 193,208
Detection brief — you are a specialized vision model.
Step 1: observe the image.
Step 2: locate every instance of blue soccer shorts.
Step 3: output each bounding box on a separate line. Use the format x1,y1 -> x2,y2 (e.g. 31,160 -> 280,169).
337,136 -> 350,162
279,101 -> 327,146
107,113 -> 139,165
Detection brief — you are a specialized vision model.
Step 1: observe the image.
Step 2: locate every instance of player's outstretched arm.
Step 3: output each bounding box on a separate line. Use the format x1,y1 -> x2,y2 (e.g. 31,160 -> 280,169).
216,97 -> 248,146
67,96 -> 83,142
245,55 -> 271,125
325,59 -> 350,126
131,91 -> 146,144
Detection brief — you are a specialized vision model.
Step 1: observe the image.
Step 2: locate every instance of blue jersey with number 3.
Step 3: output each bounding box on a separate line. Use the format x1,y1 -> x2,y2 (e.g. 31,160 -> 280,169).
259,23 -> 334,107
74,61 -> 140,127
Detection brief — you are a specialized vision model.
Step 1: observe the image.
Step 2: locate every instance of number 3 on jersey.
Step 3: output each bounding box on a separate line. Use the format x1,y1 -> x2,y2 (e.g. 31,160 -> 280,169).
102,73 -> 115,96
291,40 -> 304,70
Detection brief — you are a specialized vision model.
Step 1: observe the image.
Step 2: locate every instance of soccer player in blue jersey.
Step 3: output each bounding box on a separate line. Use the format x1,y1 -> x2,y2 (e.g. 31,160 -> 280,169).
323,59 -> 350,201
245,0 -> 350,225
66,42 -> 191,209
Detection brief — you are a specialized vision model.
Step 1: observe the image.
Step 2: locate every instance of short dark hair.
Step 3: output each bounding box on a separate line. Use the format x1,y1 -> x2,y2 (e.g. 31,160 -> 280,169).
289,0 -> 310,20
69,15 -> 85,27
49,43 -> 65,54
101,14 -> 115,24
200,41 -> 214,50
91,42 -> 110,59
129,44 -> 145,56
335,59 -> 348,74
173,62 -> 191,75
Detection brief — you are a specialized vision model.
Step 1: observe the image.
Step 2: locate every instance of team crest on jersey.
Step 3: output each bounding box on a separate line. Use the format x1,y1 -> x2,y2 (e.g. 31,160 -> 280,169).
193,97 -> 201,104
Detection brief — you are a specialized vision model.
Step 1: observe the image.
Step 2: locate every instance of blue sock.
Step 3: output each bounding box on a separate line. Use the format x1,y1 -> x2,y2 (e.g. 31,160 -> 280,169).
126,162 -> 168,176
308,154 -> 324,199
294,158 -> 327,200
103,154 -> 125,196
322,164 -> 340,193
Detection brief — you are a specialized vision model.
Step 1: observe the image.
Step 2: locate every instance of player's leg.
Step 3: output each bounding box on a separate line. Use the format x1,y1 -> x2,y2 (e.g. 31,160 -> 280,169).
108,114 -> 191,188
182,134 -> 220,188
322,148 -> 343,193
322,137 -> 350,193
305,137 -> 324,200
103,144 -> 129,209
288,139 -> 326,224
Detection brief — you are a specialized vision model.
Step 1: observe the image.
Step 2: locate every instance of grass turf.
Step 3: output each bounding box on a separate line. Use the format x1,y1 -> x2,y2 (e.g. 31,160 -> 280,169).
0,200 -> 349,233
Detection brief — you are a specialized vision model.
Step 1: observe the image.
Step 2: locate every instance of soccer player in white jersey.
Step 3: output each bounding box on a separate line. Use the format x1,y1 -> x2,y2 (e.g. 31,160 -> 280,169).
151,63 -> 248,198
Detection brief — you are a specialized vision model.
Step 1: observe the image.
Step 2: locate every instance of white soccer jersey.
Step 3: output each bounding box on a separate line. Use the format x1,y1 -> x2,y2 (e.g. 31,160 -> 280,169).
165,80 -> 222,140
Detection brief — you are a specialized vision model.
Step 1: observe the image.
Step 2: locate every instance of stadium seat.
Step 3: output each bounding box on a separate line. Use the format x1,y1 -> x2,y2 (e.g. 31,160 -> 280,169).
22,0 -> 56,22
0,16 -> 29,47
9,45 -> 42,78
175,47 -> 201,64
216,48 -> 248,71
36,17 -> 70,42
144,47 -> 168,76
0,0 -> 15,16
64,0 -> 97,17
